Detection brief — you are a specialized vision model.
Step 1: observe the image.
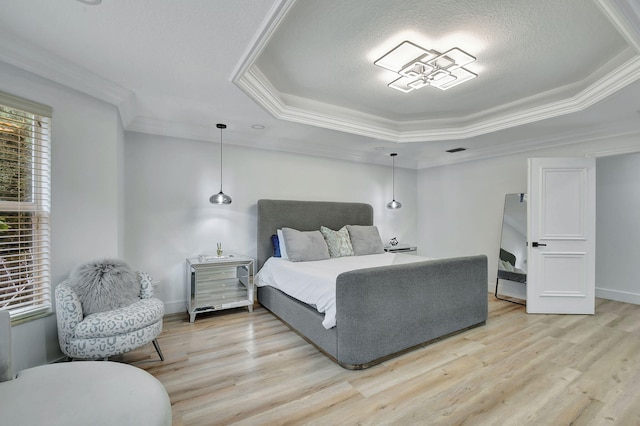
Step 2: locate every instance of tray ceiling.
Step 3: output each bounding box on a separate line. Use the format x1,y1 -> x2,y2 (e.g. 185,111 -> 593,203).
234,0 -> 640,142
1,0 -> 640,168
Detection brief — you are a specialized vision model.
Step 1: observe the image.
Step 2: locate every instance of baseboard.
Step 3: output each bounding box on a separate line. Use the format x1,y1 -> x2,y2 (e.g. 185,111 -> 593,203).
164,299 -> 186,315
489,283 -> 640,306
595,287 -> 640,305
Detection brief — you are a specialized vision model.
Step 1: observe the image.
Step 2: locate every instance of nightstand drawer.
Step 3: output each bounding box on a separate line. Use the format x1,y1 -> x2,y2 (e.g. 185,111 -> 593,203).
195,266 -> 237,281
195,280 -> 248,306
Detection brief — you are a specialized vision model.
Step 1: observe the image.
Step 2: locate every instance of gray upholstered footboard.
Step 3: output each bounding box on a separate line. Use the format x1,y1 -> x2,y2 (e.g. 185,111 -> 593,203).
258,254 -> 488,370
336,255 -> 488,368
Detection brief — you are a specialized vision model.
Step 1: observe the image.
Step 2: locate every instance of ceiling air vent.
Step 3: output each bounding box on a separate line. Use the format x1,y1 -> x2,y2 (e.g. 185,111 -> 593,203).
446,147 -> 466,153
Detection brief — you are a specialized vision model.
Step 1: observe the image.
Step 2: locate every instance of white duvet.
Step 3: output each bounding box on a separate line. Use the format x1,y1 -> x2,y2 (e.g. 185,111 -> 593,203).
255,253 -> 431,329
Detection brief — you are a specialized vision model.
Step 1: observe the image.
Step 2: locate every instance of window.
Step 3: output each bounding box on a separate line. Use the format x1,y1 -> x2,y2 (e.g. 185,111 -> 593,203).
0,92 -> 51,323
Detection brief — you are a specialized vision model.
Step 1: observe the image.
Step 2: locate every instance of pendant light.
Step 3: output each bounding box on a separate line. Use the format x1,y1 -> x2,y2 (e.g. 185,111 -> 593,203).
386,153 -> 402,209
209,123 -> 232,205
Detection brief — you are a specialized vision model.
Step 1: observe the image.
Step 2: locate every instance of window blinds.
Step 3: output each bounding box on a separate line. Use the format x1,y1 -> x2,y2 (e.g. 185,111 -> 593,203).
0,92 -> 51,322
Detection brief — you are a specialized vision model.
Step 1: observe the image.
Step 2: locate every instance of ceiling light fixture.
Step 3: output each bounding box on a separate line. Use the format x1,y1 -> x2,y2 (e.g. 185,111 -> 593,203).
374,41 -> 477,93
209,123 -> 232,205
386,153 -> 402,209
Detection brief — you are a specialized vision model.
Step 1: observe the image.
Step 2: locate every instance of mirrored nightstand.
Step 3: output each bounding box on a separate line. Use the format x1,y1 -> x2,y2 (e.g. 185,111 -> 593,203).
186,255 -> 254,322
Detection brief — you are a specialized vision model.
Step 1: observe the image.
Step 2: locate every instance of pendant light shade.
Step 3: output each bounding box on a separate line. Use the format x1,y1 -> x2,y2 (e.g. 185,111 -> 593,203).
386,153 -> 402,209
209,123 -> 232,205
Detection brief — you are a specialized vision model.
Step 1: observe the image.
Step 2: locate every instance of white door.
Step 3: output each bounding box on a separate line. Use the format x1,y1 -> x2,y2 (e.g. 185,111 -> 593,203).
527,157 -> 595,314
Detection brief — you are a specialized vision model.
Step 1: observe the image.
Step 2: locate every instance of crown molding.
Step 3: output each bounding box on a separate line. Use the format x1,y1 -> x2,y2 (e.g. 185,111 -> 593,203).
416,121 -> 640,169
596,0 -> 640,52
236,54 -> 640,144
229,0 -> 297,82
0,29 -> 137,127
127,116 -> 215,142
123,106 -> 640,171
586,145 -> 640,158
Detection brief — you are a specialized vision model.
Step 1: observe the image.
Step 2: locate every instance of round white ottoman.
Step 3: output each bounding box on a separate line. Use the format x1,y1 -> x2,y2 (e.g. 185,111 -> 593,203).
0,361 -> 171,426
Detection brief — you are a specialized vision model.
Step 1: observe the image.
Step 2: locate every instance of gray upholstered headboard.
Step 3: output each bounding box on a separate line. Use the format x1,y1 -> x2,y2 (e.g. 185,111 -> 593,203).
256,199 -> 374,269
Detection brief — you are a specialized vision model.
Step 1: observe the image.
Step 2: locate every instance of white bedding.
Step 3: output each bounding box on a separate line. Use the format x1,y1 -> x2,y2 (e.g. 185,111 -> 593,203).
255,253 -> 431,329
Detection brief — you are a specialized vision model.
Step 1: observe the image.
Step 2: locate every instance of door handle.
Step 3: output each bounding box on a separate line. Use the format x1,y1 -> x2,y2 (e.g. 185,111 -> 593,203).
531,242 -> 547,247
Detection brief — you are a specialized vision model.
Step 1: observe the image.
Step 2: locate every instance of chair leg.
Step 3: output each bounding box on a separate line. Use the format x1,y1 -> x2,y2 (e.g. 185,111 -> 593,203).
152,338 -> 165,361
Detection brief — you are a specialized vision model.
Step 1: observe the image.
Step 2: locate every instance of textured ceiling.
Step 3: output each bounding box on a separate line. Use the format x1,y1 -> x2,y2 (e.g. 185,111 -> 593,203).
257,0 -> 625,121
1,0 -> 640,168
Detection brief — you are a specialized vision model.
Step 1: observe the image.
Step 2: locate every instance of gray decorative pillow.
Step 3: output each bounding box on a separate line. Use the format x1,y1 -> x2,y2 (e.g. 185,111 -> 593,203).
281,228 -> 330,262
320,226 -> 354,258
68,258 -> 141,315
346,225 -> 385,255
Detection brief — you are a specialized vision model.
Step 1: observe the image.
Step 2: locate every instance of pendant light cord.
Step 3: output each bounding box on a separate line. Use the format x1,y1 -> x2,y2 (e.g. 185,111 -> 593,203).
387,153 -> 401,209
391,152 -> 397,200
219,126 -> 223,192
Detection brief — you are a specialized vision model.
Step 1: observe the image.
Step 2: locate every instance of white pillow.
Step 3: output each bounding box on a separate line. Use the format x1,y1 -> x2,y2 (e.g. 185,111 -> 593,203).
277,229 -> 289,260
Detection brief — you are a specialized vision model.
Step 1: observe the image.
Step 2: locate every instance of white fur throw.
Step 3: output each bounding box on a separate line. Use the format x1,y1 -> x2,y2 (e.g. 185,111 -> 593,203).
68,259 -> 141,315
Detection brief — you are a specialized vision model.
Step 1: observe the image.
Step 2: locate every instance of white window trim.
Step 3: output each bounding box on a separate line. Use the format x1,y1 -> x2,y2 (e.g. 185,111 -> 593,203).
0,91 -> 52,323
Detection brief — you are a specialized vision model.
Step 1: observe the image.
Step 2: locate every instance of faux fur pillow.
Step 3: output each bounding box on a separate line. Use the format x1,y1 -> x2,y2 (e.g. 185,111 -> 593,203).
68,259 -> 141,315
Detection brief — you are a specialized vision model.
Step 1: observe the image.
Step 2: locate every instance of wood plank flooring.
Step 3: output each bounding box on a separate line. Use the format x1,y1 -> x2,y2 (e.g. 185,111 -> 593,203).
119,297 -> 640,425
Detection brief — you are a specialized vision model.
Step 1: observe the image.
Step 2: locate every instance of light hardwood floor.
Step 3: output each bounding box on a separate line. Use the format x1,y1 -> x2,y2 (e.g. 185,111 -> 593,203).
120,296 -> 640,425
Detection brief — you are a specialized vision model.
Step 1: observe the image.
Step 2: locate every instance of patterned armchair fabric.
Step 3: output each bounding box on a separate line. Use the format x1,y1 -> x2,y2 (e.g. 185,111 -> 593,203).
55,271 -> 165,360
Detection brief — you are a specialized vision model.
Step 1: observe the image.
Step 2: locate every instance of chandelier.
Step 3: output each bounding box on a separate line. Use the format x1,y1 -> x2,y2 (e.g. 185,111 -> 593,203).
374,41 -> 477,93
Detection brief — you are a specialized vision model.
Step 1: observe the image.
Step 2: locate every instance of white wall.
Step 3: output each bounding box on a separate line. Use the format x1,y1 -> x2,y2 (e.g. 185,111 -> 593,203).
417,133 -> 640,302
596,152 -> 640,304
4,51 -> 640,370
124,132 -> 418,313
0,61 -> 123,370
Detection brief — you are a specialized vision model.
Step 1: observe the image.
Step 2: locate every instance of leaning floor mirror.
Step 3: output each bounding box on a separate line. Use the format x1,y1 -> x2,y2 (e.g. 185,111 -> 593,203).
496,193 -> 527,305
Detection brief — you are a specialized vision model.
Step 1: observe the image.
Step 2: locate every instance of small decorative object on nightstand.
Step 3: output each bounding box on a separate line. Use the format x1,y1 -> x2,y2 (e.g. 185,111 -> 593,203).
186,254 -> 254,322
384,244 -> 417,254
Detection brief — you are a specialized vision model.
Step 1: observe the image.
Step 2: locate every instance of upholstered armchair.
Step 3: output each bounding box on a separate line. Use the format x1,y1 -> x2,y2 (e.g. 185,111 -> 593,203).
0,310 -> 171,425
55,271 -> 165,360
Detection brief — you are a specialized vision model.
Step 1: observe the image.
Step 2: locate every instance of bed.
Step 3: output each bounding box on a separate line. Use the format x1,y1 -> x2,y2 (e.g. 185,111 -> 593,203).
256,199 -> 488,369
